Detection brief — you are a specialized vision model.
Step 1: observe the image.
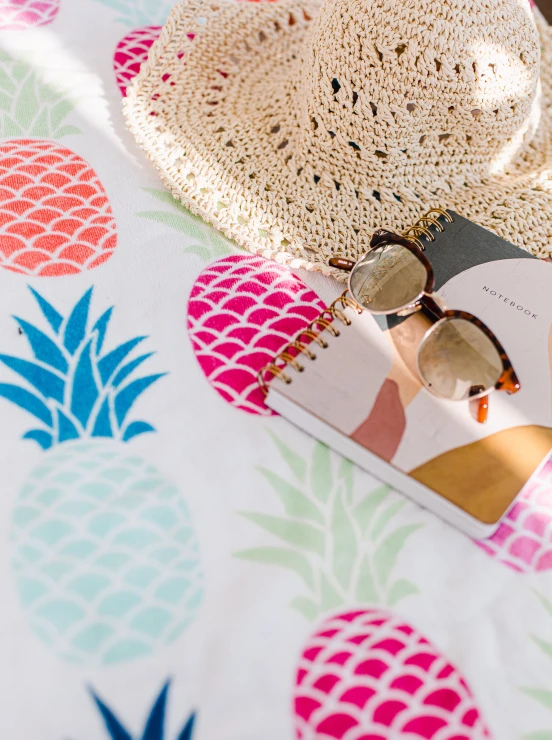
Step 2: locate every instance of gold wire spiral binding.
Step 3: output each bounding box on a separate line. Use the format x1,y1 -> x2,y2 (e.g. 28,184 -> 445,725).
300,329 -> 328,348
402,207 -> 453,250
280,352 -> 304,372
257,208 -> 454,396
314,316 -> 340,336
257,290 -> 351,395
288,341 -> 317,360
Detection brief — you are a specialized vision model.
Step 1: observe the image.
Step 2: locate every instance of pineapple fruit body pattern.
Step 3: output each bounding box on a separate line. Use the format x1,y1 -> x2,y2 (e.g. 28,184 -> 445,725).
0,0 -> 59,30
0,287 -> 203,665
294,609 -> 490,739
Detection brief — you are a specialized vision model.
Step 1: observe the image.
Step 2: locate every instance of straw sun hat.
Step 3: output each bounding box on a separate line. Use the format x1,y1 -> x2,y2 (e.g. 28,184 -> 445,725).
124,0 -> 552,277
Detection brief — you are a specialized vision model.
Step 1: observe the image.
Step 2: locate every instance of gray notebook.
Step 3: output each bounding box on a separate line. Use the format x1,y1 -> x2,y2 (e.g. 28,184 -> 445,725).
261,211 -> 552,538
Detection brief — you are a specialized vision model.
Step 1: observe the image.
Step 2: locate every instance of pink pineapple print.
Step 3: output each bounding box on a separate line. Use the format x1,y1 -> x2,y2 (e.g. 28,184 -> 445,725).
0,0 -> 59,29
111,0 -> 273,97
187,254 -> 324,414
295,609 -> 491,740
477,455 -> 552,572
113,26 -> 162,97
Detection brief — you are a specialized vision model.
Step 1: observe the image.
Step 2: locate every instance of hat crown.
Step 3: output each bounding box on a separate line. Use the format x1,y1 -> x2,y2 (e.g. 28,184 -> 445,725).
295,0 -> 540,197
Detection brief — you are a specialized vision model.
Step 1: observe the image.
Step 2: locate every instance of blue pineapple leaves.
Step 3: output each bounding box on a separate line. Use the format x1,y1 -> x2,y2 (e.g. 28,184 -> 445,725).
0,384 -> 52,426
13,318 -> 68,373
176,714 -> 196,740
64,287 -> 92,355
115,374 -> 166,428
123,421 -> 156,442
93,306 -> 113,355
90,680 -> 196,740
54,405 -> 81,443
23,429 -> 53,449
113,353 -> 155,388
0,287 -> 166,449
90,691 -> 133,740
71,338 -> 99,427
98,336 -> 147,385
142,682 -> 169,740
28,286 -> 63,333
0,355 -> 64,402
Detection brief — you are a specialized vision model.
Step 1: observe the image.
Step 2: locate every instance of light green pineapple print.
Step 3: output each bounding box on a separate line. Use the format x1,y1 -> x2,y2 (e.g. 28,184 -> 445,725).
521,591 -> 552,739
91,0 -> 175,26
13,443 -> 202,665
137,188 -> 235,262
0,288 -> 203,665
236,432 -> 423,621
0,50 -> 81,139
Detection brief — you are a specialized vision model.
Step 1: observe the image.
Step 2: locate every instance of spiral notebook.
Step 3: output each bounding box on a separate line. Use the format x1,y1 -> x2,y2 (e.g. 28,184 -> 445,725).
260,210 -> 552,538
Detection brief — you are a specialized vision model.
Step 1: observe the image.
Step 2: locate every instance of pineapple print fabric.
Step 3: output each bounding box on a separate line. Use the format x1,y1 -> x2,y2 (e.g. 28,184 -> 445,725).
2,1 -> 552,739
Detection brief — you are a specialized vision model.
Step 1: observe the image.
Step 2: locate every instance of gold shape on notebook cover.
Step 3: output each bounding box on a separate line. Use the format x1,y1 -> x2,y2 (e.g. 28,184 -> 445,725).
409,425 -> 552,524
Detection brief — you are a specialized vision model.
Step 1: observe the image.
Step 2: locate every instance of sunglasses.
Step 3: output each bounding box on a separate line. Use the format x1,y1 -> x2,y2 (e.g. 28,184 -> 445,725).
329,216 -> 521,423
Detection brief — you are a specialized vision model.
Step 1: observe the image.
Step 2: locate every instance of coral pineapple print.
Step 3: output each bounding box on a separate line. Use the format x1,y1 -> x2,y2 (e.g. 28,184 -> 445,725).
1,140 -> 117,276
1,287 -> 203,664
0,51 -> 117,276
295,609 -> 490,739
187,255 -> 324,414
0,0 -> 59,29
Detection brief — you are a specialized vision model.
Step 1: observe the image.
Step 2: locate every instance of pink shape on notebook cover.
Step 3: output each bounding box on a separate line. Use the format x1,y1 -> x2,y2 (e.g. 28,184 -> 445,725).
350,379 -> 406,462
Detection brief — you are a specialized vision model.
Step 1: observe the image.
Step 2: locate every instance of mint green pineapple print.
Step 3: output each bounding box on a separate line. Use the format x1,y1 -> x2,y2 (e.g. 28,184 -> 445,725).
136,188 -> 235,262
236,432 -> 423,621
1,287 -> 203,665
92,0 -> 176,26
521,591 -> 552,739
0,49 -> 81,139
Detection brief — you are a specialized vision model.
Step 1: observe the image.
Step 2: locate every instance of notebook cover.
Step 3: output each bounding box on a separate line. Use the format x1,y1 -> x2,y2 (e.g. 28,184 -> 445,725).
266,211 -> 552,525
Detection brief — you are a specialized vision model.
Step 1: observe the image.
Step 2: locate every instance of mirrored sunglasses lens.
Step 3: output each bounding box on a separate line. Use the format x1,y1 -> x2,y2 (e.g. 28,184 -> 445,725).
417,318 -> 503,401
350,244 -> 427,313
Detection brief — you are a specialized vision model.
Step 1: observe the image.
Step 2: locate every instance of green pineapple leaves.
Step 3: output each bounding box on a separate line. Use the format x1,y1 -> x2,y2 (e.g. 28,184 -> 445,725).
0,287 -> 165,449
91,0 -> 175,26
91,679 -> 196,740
236,433 -> 423,620
522,592 -> 552,737
136,189 -> 236,262
0,51 -> 81,139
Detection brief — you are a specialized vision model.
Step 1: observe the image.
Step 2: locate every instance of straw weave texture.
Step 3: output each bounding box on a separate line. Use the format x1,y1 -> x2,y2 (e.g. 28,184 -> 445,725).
125,0 -> 552,276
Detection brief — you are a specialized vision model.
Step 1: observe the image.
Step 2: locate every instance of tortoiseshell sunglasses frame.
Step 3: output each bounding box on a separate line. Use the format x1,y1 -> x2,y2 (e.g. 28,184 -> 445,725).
329,229 -> 520,423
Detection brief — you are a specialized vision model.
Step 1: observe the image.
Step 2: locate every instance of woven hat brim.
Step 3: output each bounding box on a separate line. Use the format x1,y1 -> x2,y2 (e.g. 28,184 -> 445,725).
125,0 -> 552,277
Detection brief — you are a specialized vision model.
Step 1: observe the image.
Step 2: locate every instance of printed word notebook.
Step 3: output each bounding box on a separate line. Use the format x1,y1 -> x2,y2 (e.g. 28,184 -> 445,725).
260,211 -> 552,538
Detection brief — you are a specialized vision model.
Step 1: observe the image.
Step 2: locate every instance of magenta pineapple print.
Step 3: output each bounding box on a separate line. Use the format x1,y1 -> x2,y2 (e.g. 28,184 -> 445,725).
295,609 -> 490,740
0,0 -> 59,29
477,455 -> 552,572
114,26 -> 161,97
187,254 -> 324,414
